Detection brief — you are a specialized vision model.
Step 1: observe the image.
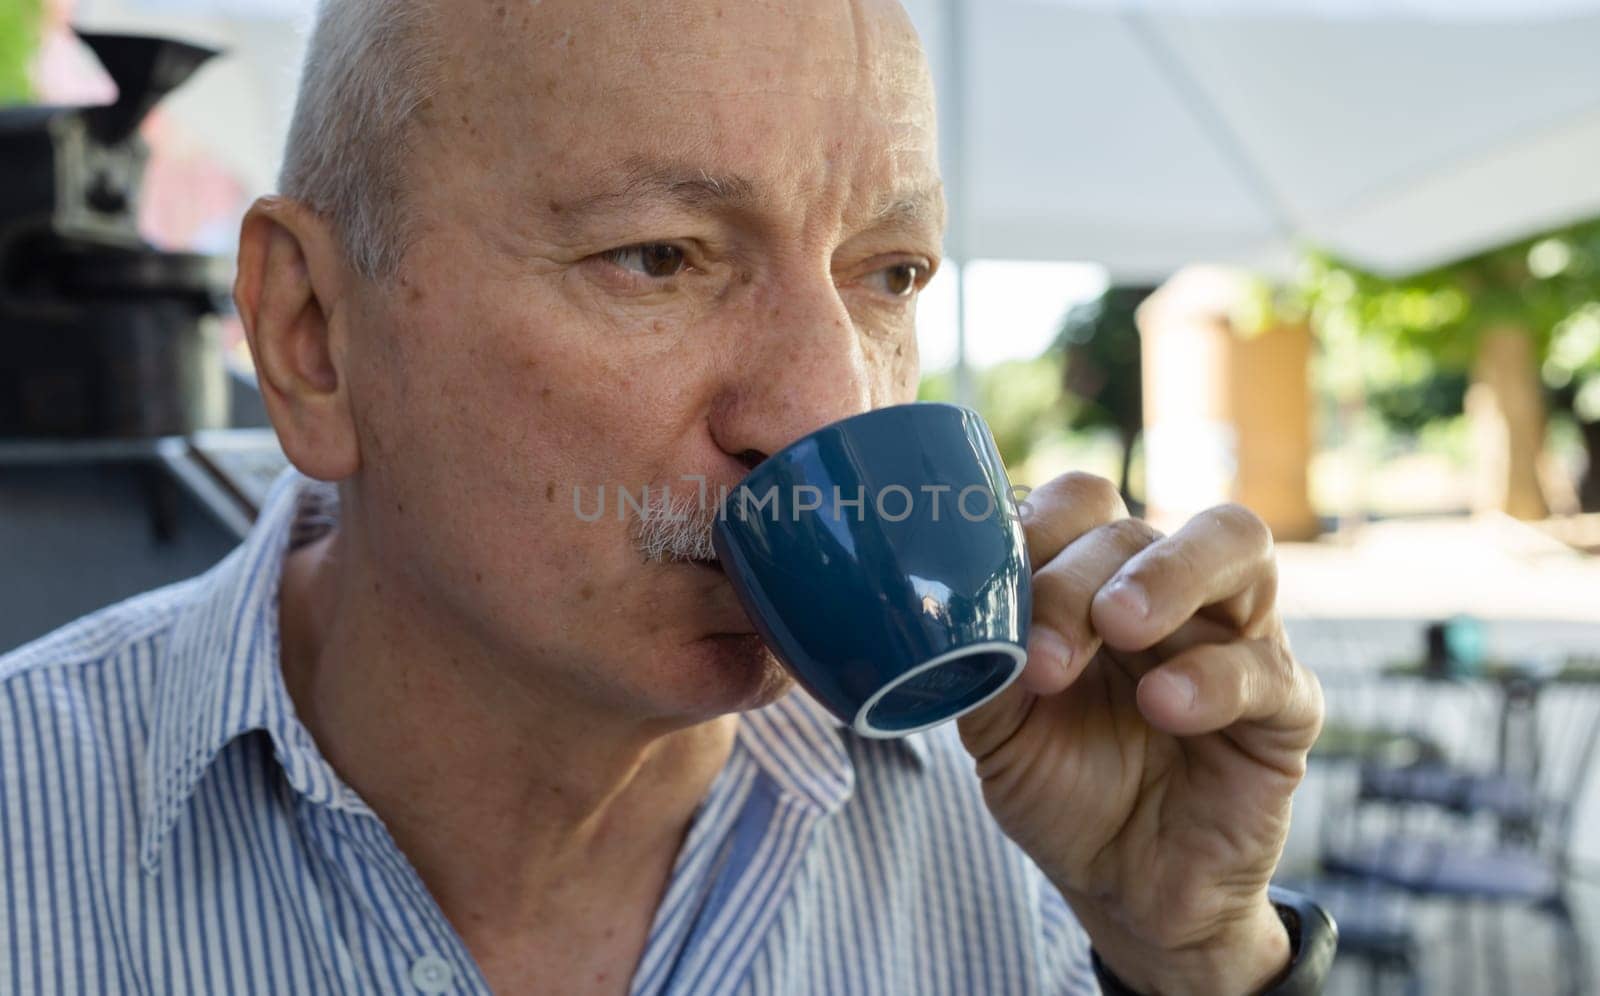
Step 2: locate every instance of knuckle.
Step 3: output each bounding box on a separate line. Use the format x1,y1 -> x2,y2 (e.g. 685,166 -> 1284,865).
1208,502 -> 1273,553
1099,516 -> 1162,553
1022,474 -> 1129,563
1229,648 -> 1256,705
1047,472 -> 1126,523
1269,638 -> 1299,692
1287,638 -> 1326,733
1253,630 -> 1294,686
1240,639 -> 1290,707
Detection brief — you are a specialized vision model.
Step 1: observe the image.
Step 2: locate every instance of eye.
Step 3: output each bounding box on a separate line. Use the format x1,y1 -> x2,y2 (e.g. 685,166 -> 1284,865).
600,243 -> 688,278
869,262 -> 928,298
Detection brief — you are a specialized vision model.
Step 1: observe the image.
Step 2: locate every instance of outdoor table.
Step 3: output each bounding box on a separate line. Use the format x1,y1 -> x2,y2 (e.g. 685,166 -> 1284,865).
1380,656 -> 1600,839
1309,723 -> 1443,766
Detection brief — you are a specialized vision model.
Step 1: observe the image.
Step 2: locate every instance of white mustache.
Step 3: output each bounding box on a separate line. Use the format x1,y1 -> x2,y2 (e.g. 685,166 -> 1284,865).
632,490 -> 720,563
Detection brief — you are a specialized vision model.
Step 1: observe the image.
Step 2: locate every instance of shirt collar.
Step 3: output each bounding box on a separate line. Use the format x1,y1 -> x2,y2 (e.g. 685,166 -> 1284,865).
141,468 -> 356,872
139,469 -> 931,867
818,705 -> 933,768
737,690 -> 930,816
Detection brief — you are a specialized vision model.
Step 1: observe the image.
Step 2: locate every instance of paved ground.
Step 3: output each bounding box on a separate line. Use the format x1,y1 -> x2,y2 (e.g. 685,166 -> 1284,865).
1276,515 -> 1600,995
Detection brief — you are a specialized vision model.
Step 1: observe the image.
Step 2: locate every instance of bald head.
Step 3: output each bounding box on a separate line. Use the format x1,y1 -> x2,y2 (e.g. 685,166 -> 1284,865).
278,0 -> 938,281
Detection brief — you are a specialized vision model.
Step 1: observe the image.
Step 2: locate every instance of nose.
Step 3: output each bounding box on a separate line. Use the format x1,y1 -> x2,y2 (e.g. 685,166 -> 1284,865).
709,269 -> 875,469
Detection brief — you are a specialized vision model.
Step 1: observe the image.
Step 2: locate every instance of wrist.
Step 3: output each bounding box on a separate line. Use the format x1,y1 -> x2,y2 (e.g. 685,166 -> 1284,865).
1083,894 -> 1291,996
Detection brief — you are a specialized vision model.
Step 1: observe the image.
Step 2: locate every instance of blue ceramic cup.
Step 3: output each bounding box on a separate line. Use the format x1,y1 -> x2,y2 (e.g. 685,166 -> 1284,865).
712,402 -> 1031,737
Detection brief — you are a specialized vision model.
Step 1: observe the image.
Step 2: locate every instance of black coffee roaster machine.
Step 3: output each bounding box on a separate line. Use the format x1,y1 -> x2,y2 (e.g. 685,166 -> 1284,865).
1,31 -> 288,652
1,30 -> 228,437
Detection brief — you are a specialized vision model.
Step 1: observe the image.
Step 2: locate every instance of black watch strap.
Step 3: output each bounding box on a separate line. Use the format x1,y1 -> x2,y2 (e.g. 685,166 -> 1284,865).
1089,887 -> 1338,995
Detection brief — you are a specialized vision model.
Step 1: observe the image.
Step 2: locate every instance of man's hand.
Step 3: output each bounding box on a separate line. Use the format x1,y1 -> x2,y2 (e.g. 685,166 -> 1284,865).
958,474 -> 1323,996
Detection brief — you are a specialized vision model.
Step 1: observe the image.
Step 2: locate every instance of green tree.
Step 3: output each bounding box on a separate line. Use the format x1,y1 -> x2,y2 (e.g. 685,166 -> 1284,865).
1052,285 -> 1155,509
920,353 -> 1065,471
1297,219 -> 1600,512
0,0 -> 42,105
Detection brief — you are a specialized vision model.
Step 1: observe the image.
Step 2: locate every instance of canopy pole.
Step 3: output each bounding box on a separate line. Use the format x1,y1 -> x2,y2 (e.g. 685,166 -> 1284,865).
942,0 -> 974,407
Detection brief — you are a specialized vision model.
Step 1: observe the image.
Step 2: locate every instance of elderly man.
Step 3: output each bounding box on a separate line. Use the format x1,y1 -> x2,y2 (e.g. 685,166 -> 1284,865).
0,0 -> 1332,993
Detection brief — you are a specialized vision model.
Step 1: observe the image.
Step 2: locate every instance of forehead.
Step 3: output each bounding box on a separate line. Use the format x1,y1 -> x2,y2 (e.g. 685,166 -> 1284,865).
419,0 -> 941,228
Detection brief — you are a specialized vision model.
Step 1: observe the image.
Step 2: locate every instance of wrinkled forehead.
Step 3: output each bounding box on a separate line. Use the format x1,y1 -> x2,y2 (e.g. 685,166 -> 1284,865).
416,0 -> 942,231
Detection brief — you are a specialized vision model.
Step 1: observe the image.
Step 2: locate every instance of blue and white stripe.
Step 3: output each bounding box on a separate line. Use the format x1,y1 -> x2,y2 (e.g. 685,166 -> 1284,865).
0,470 -> 1095,994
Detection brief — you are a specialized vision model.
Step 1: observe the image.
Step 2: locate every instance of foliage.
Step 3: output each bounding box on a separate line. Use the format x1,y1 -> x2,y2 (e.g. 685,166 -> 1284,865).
1053,285 -> 1153,440
1548,303 -> 1600,421
1050,284 -> 1155,504
1365,370 -> 1469,434
0,0 -> 42,105
920,353 -> 1065,469
1295,218 -> 1600,426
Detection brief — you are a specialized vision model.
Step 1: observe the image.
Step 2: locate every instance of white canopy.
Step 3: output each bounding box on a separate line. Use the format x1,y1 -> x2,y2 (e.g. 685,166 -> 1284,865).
70,0 -> 1600,280
904,0 -> 1600,279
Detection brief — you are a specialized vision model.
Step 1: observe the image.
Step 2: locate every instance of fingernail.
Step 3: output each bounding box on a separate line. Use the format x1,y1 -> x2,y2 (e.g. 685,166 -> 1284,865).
1105,579 -> 1149,619
1027,627 -> 1072,681
1152,671 -> 1197,712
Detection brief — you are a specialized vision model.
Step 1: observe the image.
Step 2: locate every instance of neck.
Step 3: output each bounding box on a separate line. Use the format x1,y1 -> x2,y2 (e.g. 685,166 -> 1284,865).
277,528 -> 736,934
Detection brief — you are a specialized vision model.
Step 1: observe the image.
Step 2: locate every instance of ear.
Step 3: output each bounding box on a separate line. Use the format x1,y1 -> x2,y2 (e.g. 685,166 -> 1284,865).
233,196 -> 361,481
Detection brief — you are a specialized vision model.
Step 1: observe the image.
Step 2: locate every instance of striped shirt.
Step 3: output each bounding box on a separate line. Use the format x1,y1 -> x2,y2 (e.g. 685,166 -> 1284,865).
0,469 -> 1096,995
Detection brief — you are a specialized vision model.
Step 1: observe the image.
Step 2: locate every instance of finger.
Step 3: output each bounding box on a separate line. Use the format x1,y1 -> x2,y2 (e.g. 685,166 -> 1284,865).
1090,503 -> 1277,652
1135,634 -> 1324,747
956,675 -> 1034,766
1020,517 -> 1165,696
962,474 -> 1131,751
1018,472 -> 1128,569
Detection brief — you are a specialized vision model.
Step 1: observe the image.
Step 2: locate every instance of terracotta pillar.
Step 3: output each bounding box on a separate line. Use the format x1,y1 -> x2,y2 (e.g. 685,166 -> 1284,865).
1468,326 -> 1549,520
1138,266 -> 1320,541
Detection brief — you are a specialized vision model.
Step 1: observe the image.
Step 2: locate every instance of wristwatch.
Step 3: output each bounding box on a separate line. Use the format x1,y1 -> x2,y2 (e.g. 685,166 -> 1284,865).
1089,887 -> 1337,995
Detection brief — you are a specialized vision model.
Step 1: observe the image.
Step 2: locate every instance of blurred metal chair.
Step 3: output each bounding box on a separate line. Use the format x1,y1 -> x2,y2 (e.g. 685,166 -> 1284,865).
1285,621 -> 1452,995
1356,762 -> 1540,839
1320,679 -> 1600,996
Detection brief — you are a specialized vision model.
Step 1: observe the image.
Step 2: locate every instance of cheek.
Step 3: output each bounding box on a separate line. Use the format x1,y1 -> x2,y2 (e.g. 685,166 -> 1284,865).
862,330 -> 921,405
894,335 -> 921,398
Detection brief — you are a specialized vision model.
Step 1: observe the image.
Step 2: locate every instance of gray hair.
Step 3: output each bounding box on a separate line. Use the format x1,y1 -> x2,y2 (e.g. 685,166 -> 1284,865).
277,0 -> 440,280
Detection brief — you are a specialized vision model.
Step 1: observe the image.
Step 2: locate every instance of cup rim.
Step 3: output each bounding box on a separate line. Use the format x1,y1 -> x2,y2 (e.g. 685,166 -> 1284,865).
851,639 -> 1027,739
732,401 -> 981,495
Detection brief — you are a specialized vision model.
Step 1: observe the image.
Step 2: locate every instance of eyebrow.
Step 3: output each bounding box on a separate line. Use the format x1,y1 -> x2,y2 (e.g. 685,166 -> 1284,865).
553,157 -> 945,236
558,158 -> 761,219
871,185 -> 946,232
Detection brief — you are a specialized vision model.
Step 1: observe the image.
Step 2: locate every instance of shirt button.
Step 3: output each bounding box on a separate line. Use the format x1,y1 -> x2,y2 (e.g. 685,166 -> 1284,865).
409,954 -> 454,994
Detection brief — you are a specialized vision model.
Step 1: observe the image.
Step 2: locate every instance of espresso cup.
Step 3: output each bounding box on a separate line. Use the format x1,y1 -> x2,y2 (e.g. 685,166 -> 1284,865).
711,402 -> 1031,737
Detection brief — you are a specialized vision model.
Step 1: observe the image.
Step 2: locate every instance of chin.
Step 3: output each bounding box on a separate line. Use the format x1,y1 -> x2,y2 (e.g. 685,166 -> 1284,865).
675,634 -> 794,716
